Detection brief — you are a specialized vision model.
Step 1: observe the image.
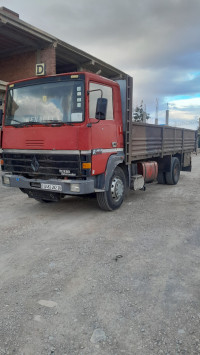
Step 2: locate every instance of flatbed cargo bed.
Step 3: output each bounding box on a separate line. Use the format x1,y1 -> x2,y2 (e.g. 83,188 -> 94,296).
129,122 -> 196,162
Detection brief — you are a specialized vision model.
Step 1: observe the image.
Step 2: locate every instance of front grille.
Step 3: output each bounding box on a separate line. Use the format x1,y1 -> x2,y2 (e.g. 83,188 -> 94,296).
2,152 -> 91,179
25,140 -> 45,148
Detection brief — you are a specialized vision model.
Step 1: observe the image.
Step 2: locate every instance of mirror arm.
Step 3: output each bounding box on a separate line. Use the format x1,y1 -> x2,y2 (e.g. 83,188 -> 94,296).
87,118 -> 100,128
87,89 -> 103,98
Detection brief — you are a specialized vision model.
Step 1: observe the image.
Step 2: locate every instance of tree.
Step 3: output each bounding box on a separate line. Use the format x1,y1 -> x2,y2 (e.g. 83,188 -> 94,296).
133,101 -> 150,122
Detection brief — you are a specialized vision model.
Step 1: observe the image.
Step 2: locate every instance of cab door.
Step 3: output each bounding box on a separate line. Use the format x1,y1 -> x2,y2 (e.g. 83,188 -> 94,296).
89,82 -> 118,175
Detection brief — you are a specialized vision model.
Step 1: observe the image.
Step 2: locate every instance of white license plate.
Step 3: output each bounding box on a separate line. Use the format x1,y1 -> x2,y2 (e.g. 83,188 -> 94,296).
41,183 -> 62,192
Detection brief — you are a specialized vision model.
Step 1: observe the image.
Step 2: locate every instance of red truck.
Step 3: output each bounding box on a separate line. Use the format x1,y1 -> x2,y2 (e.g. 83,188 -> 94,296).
0,72 -> 197,210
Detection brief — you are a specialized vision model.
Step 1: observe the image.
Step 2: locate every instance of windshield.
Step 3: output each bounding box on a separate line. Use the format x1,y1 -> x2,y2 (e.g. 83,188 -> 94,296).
5,80 -> 84,126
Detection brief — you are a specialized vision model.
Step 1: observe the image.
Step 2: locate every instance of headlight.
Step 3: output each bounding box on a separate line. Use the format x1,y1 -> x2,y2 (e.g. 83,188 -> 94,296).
3,175 -> 10,185
70,183 -> 80,192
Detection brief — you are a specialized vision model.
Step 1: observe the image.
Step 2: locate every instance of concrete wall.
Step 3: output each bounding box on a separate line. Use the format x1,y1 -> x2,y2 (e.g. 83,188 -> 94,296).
0,47 -> 56,82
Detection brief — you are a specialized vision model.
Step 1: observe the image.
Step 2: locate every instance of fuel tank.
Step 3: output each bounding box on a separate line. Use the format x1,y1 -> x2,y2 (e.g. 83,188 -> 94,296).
137,161 -> 158,183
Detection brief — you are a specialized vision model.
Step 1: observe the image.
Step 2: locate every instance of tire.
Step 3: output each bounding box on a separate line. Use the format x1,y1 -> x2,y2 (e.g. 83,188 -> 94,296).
165,157 -> 180,185
96,166 -> 126,211
157,171 -> 166,184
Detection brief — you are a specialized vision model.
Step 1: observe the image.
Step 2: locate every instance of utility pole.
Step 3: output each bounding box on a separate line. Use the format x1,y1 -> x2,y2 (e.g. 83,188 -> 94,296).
155,98 -> 158,125
143,104 -> 146,123
166,103 -> 169,125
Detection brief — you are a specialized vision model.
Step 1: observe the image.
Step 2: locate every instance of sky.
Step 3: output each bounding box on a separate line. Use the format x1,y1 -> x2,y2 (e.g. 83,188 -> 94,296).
1,0 -> 200,129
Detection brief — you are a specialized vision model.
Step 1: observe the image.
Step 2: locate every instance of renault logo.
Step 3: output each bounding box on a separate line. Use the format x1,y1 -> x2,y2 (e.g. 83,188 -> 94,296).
31,156 -> 40,172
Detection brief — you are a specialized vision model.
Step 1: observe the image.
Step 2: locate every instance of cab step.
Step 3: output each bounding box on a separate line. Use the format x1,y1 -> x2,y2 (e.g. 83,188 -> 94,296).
130,174 -> 145,191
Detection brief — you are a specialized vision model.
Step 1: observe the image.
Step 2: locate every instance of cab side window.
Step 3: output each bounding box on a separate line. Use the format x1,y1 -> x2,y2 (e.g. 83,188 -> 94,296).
89,82 -> 113,120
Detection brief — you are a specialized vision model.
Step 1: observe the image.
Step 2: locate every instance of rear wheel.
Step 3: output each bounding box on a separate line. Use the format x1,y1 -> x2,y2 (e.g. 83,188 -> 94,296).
96,167 -> 126,211
165,157 -> 180,185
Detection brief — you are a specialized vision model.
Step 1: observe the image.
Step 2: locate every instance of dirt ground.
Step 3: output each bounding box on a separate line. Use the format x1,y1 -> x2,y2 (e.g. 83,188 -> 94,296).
0,154 -> 200,355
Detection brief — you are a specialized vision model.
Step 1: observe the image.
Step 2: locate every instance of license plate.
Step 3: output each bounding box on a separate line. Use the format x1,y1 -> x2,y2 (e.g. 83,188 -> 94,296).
41,183 -> 62,192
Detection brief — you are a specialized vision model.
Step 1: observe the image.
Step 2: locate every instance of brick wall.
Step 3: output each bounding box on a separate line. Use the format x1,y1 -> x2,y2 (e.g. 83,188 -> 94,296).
0,46 -> 56,82
40,47 -> 56,76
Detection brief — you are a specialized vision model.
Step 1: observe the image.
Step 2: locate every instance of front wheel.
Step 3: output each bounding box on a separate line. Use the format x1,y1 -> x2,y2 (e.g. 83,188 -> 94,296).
96,166 -> 126,211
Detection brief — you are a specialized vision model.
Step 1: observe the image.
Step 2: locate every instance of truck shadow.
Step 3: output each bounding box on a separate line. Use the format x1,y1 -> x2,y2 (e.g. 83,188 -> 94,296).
30,194 -> 100,213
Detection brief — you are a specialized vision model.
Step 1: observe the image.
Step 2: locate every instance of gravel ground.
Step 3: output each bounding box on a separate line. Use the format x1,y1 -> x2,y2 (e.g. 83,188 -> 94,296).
0,154 -> 200,355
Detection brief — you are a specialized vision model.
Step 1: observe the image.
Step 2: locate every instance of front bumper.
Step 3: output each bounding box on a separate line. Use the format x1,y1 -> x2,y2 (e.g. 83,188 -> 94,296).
2,174 -> 96,195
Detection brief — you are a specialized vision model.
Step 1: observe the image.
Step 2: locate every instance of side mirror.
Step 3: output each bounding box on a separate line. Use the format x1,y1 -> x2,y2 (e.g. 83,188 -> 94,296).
0,109 -> 3,126
95,98 -> 107,120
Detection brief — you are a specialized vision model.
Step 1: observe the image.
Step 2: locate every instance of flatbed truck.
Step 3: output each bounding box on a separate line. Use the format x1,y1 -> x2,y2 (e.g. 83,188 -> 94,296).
0,72 -> 197,210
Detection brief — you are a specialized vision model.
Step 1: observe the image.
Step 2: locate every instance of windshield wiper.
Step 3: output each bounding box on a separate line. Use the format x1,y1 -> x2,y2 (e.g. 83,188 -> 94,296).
5,118 -> 26,126
6,120 -> 73,127
11,122 -> 42,128
5,118 -> 43,127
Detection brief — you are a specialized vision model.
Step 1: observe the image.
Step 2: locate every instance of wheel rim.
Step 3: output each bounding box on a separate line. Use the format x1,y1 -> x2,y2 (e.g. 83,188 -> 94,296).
111,176 -> 124,202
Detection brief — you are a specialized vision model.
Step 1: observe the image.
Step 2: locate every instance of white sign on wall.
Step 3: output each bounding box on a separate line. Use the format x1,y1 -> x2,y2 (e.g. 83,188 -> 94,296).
36,63 -> 46,76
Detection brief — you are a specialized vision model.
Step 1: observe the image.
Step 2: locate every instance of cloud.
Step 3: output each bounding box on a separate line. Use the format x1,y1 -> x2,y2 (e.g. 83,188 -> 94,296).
170,97 -> 200,110
1,0 -> 200,128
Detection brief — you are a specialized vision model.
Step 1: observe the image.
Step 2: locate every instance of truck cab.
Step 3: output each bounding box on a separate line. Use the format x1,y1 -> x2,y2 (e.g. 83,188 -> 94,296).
1,72 -> 127,209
